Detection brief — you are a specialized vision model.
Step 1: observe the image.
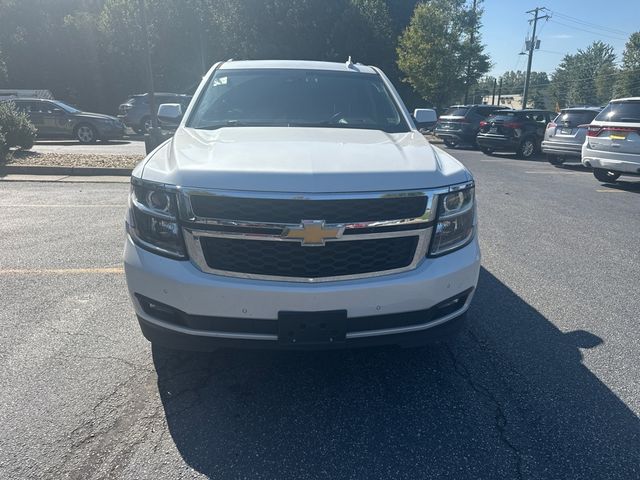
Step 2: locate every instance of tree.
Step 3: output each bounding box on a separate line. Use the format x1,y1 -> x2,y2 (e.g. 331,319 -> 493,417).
550,41 -> 617,107
0,48 -> 7,86
614,32 -> 640,98
396,0 -> 490,109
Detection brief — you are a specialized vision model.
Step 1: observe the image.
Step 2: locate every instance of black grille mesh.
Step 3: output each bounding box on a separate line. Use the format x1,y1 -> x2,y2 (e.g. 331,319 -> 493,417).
200,236 -> 419,278
190,195 -> 427,223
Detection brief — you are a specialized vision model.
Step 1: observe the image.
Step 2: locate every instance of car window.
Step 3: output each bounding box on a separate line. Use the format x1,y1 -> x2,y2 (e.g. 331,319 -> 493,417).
594,101 -> 640,123
442,107 -> 469,117
533,113 -> 546,123
555,110 -> 599,127
188,69 -> 408,133
489,112 -> 522,121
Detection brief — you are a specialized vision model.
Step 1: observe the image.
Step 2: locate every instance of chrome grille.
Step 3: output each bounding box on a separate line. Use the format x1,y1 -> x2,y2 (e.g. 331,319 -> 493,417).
178,187 -> 448,282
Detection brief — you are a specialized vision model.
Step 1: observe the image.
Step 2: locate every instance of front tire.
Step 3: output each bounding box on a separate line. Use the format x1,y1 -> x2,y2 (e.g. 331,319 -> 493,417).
75,124 -> 97,144
516,138 -> 536,159
140,116 -> 152,134
547,154 -> 564,166
443,138 -> 458,148
593,168 -> 620,183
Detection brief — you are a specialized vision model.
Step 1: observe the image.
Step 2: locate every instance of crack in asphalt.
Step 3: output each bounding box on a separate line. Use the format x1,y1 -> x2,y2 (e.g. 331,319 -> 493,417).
445,341 -> 525,480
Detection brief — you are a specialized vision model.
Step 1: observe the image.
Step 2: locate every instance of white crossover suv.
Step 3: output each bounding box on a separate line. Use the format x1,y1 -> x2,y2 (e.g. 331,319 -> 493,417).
124,60 -> 480,350
582,98 -> 640,183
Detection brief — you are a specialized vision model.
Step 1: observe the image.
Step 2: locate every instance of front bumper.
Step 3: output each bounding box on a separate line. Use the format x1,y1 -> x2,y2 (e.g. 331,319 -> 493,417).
541,140 -> 582,158
582,144 -> 640,174
124,235 -> 481,350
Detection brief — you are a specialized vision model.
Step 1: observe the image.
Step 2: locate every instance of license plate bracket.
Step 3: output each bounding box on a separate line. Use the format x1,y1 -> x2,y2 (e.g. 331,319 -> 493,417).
278,310 -> 347,345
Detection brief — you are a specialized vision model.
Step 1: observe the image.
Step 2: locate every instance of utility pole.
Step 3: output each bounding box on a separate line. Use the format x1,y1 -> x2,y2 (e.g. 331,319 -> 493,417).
138,0 -> 162,152
522,7 -> 550,110
491,78 -> 497,105
497,78 -> 502,106
463,0 -> 478,104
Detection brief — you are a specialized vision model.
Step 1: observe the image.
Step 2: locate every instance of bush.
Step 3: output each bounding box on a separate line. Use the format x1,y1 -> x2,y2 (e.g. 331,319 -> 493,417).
0,101 -> 37,152
0,130 -> 7,162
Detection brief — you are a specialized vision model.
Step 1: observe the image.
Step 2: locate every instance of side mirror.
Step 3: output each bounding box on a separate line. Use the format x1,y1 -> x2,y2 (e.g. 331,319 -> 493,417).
413,108 -> 438,133
157,103 -> 183,126
51,108 -> 65,115
413,108 -> 437,124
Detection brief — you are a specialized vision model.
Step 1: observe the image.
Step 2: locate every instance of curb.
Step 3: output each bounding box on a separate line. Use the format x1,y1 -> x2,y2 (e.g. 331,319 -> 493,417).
0,165 -> 132,176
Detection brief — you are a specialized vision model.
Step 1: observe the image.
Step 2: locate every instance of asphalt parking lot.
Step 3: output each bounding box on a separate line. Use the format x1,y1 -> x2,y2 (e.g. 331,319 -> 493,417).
1,148 -> 639,479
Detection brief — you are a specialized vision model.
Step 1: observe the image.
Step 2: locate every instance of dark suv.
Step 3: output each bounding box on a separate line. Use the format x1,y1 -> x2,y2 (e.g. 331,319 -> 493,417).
434,104 -> 509,147
118,93 -> 192,134
476,109 -> 555,159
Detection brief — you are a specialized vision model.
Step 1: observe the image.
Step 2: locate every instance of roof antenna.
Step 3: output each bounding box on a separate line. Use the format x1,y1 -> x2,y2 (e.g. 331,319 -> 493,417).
346,56 -> 355,69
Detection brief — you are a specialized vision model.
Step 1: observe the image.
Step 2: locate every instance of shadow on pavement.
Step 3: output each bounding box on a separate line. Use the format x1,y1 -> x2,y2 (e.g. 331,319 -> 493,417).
597,180 -> 640,193
153,268 -> 639,479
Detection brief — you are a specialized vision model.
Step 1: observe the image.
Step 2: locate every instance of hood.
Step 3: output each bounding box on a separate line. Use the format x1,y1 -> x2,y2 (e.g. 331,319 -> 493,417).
140,126 -> 471,193
74,112 -> 118,121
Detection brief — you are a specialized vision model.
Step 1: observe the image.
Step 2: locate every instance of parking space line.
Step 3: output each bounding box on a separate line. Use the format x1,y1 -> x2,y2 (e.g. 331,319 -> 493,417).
595,189 -> 629,193
0,267 -> 124,275
524,170 -> 582,174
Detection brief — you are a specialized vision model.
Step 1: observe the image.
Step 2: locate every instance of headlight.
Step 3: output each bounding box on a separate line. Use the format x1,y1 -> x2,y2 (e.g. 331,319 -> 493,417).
429,185 -> 475,256
126,180 -> 187,259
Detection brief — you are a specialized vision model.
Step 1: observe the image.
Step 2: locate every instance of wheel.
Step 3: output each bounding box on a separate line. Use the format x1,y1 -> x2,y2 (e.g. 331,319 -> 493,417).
140,116 -> 152,134
75,124 -> 97,144
593,168 -> 620,183
480,147 -> 494,155
516,138 -> 536,159
547,154 -> 564,166
443,138 -> 458,148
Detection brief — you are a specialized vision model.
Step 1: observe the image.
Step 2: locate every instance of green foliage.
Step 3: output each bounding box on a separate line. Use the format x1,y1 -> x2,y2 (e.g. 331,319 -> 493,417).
0,48 -> 7,87
550,41 -> 617,107
0,0 -> 421,114
397,0 -> 490,109
614,32 -> 640,98
0,101 -> 37,152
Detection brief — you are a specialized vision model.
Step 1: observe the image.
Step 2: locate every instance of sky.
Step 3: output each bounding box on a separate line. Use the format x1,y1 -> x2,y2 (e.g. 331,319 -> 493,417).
481,0 -> 640,77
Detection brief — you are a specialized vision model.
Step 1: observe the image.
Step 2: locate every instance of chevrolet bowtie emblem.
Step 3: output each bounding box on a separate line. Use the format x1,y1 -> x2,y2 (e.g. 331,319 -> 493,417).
282,220 -> 345,246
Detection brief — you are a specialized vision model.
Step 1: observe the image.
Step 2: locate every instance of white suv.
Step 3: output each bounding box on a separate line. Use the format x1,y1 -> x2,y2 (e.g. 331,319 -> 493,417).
582,98 -> 640,183
124,60 -> 480,350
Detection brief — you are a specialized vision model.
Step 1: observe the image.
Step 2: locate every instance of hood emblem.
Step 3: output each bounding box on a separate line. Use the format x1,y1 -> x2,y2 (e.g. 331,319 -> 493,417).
282,220 -> 345,246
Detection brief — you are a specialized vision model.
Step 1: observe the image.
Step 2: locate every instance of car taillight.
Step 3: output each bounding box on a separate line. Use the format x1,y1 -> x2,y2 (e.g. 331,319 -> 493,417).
546,122 -> 556,129
479,120 -> 488,127
503,122 -> 523,129
587,126 -> 602,137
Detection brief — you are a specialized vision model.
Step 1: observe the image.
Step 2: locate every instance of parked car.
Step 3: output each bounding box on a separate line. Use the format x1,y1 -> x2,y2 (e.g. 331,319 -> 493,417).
582,97 -> 640,183
124,59 -> 480,351
118,93 -> 192,134
434,104 -> 509,148
542,107 -> 602,165
476,109 -> 555,159
6,98 -> 124,143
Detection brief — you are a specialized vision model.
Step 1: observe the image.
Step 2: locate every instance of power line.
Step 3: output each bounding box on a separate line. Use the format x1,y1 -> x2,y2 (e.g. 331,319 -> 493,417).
549,10 -> 631,37
548,19 -> 627,42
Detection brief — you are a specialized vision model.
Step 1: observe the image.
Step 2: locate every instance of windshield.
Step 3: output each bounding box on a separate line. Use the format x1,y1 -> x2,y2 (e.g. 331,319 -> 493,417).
51,100 -> 80,114
555,110 -> 599,127
442,107 -> 470,117
594,101 -> 640,123
187,69 -> 408,133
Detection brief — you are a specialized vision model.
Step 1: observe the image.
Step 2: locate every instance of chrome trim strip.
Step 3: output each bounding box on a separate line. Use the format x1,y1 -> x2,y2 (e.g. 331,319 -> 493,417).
346,293 -> 473,339
139,312 -> 278,341
184,226 -> 424,243
183,227 -> 432,283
